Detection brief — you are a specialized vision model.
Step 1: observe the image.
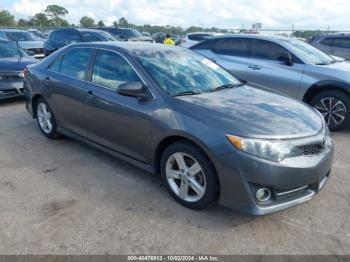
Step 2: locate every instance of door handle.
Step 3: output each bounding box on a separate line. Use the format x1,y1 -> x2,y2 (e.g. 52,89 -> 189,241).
87,90 -> 95,100
248,65 -> 262,70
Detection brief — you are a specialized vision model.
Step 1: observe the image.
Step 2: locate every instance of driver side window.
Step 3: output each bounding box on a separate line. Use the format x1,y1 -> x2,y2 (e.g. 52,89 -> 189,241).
92,50 -> 140,90
253,39 -> 288,61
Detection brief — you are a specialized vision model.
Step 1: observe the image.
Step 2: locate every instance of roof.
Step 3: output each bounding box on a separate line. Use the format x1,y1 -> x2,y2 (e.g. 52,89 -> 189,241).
206,34 -> 290,41
69,41 -> 184,54
0,29 -> 29,33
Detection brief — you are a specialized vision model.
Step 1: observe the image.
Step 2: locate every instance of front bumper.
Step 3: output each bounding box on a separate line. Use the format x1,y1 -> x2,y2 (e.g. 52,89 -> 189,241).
214,138 -> 334,215
0,81 -> 25,100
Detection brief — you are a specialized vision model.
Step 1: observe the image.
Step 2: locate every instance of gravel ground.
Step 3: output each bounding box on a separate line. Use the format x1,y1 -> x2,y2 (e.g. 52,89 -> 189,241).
0,99 -> 349,255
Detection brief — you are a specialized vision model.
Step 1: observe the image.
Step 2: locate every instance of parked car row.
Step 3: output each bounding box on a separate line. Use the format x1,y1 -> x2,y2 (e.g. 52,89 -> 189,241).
23,42 -> 334,215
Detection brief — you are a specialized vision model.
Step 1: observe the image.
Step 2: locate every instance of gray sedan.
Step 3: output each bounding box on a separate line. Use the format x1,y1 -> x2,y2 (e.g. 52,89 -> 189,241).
24,43 -> 333,215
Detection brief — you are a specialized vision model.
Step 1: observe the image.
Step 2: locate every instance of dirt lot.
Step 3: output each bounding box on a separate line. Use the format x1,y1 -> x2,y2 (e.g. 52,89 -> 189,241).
0,99 -> 349,255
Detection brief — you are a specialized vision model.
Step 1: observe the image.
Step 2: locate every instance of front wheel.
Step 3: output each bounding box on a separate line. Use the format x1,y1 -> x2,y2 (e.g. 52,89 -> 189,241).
36,98 -> 60,139
310,90 -> 350,131
160,142 -> 219,210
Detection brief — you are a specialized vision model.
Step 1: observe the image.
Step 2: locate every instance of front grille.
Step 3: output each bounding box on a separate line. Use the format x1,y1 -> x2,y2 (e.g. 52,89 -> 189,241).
296,144 -> 324,156
27,48 -> 44,54
0,89 -> 20,97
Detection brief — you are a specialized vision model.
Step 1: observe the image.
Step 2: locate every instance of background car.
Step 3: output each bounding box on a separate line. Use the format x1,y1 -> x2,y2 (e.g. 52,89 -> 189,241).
28,29 -> 46,40
43,28 -> 115,56
100,27 -> 154,43
180,32 -> 215,48
0,39 -> 38,100
0,29 -> 44,59
191,34 -> 350,130
24,42 -> 333,215
309,34 -> 350,60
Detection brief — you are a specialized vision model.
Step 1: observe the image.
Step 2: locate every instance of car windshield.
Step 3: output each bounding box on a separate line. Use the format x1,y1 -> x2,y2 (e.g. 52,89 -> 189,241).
81,31 -> 115,41
281,38 -> 335,65
124,29 -> 142,37
135,49 -> 241,96
0,42 -> 27,58
5,31 -> 35,41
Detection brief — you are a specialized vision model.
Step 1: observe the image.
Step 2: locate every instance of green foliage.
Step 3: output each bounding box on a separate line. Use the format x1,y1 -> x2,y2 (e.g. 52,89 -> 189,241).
80,16 -> 95,27
30,13 -> 50,27
0,9 -> 16,26
45,4 -> 69,27
97,20 -> 105,28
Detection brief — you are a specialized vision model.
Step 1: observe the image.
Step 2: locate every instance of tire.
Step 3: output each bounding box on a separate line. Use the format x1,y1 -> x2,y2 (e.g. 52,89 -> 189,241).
310,90 -> 350,131
35,97 -> 60,139
160,141 -> 219,209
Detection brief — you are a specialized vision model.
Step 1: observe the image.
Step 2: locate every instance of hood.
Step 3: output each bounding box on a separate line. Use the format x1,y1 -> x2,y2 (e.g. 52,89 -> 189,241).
0,56 -> 38,71
129,36 -> 154,42
18,41 -> 44,49
175,85 -> 323,139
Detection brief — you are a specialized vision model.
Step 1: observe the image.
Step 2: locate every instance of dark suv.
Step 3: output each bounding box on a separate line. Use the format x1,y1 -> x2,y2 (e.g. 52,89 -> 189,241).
309,34 -> 350,60
99,27 -> 154,43
44,28 -> 115,56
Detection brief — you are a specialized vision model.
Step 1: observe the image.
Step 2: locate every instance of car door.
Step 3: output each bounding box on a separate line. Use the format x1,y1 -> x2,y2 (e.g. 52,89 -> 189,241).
243,39 -> 305,98
84,49 -> 153,163
195,38 -> 252,81
45,47 -> 93,136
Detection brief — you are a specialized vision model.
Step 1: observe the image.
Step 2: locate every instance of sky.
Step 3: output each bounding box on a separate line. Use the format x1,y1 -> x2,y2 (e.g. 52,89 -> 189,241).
2,0 -> 350,30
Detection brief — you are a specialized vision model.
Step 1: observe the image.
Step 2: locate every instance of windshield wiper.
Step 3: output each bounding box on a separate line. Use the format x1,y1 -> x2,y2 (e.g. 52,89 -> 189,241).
210,83 -> 243,92
172,91 -> 202,97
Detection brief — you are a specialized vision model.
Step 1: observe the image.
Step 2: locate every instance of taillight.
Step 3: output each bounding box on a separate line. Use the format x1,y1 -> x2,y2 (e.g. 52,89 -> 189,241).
23,67 -> 29,77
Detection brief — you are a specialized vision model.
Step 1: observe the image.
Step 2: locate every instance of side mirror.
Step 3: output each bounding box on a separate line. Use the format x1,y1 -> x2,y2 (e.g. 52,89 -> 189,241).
278,52 -> 293,66
117,82 -> 150,99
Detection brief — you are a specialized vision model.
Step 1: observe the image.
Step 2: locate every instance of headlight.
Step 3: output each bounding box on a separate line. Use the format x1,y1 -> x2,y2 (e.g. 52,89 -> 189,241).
226,135 -> 298,162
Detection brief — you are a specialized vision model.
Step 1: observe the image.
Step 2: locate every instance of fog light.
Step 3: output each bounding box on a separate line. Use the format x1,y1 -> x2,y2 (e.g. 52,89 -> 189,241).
256,188 -> 271,202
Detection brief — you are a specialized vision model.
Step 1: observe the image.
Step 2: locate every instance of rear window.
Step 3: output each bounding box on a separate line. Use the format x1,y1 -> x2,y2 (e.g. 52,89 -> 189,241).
320,37 -> 350,49
5,31 -> 35,41
59,48 -> 91,80
211,38 -> 251,57
51,30 -> 82,45
188,34 -> 212,41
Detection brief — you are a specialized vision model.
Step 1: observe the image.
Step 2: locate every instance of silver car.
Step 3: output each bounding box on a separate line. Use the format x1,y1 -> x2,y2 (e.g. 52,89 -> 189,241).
309,34 -> 350,60
191,34 -> 350,130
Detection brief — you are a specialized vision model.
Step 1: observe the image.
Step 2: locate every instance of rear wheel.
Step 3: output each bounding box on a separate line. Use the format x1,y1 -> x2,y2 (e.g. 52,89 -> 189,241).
160,141 -> 219,209
310,90 -> 350,131
36,98 -> 60,139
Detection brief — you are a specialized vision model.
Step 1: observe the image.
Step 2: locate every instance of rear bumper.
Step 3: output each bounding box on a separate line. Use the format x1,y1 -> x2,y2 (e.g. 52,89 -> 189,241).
214,138 -> 334,215
0,81 -> 25,100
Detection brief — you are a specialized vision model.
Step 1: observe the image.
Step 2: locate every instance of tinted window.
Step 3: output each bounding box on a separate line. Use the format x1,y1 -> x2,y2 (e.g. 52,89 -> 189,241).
92,50 -> 140,90
188,34 -> 212,41
211,38 -> 251,57
5,31 -> 35,41
49,57 -> 61,72
81,31 -> 115,42
0,42 -> 27,58
253,40 -> 288,61
321,37 -> 350,49
60,48 -> 91,80
51,30 -> 82,45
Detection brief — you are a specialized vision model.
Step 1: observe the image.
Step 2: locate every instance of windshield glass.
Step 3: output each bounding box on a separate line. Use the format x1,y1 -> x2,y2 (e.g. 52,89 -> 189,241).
5,31 -> 35,41
124,29 -> 142,37
81,31 -> 115,41
281,38 -> 334,65
0,42 -> 27,58
135,49 -> 241,95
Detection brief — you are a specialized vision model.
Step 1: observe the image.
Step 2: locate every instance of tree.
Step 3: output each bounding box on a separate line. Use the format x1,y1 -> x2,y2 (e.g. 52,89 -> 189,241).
80,16 -> 95,27
113,21 -> 118,28
18,18 -> 29,27
45,4 -> 68,26
0,10 -> 16,27
97,20 -> 105,28
118,17 -> 129,27
30,13 -> 50,27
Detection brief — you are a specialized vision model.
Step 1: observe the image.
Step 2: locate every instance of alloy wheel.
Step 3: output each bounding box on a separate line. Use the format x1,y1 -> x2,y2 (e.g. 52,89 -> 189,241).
37,102 -> 53,134
165,152 -> 206,202
314,97 -> 347,128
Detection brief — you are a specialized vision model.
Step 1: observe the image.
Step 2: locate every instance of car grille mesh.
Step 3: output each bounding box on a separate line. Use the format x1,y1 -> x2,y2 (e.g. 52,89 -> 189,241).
296,144 -> 324,156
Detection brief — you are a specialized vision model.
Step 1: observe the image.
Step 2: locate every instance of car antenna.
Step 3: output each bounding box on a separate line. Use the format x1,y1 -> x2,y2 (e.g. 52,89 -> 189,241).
15,40 -> 21,62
